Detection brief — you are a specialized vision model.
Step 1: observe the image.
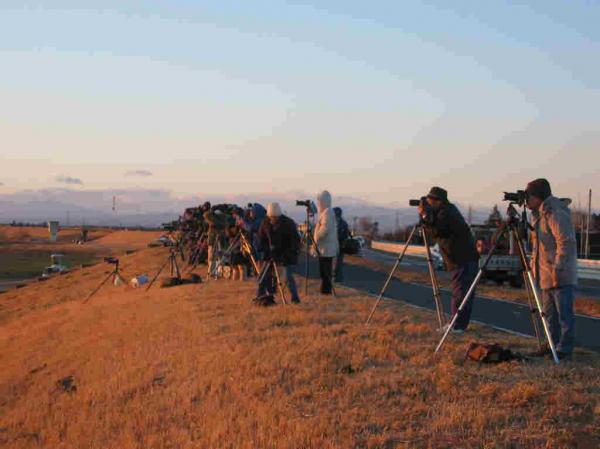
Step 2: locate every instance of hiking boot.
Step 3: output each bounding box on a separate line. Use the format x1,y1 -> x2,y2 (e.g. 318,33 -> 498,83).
291,297 -> 301,304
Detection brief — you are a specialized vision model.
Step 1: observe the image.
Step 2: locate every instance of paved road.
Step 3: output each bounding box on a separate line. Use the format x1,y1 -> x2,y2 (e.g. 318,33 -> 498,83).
297,254 -> 600,352
365,248 -> 600,300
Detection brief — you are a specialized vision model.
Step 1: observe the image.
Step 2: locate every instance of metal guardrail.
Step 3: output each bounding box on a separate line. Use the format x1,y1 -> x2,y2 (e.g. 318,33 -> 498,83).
372,240 -> 600,281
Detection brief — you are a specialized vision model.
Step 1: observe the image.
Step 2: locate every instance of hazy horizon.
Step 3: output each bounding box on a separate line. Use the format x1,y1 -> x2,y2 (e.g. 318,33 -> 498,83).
1,1 -> 599,208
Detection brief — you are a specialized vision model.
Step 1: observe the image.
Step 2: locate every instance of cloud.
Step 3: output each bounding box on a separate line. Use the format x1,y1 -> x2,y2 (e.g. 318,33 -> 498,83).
55,175 -> 83,185
125,169 -> 153,177
0,182 -> 4,186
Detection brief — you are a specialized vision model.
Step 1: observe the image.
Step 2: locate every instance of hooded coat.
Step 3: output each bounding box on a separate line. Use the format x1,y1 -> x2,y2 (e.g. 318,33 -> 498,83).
530,196 -> 578,289
314,191 -> 339,257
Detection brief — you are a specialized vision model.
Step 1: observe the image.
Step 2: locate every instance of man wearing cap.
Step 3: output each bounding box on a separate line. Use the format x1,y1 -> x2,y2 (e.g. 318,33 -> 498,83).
418,187 -> 479,333
526,179 -> 577,359
257,202 -> 302,303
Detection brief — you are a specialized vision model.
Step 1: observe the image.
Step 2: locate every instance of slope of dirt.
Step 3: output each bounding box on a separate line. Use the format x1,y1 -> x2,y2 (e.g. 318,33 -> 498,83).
0,246 -> 599,449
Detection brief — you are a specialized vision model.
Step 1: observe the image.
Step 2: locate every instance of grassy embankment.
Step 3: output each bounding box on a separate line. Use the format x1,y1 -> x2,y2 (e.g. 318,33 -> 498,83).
0,236 -> 598,449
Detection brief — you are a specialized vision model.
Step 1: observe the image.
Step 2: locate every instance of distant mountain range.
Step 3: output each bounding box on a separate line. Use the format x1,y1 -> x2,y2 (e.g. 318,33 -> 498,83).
0,188 -> 490,231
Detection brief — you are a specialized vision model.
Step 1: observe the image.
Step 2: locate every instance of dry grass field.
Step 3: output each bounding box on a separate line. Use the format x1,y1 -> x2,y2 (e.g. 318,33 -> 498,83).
0,227 -> 162,285
0,239 -> 599,449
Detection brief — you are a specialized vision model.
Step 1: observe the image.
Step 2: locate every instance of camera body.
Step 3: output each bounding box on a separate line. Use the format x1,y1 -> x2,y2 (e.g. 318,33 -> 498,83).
296,199 -> 317,215
503,190 -> 528,206
162,221 -> 178,232
409,196 -> 427,207
104,257 -> 119,265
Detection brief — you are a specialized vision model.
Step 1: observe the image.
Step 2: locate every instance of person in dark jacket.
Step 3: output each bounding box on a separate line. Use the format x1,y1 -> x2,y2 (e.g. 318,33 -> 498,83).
418,187 -> 479,332
257,202 -> 301,303
333,207 -> 350,282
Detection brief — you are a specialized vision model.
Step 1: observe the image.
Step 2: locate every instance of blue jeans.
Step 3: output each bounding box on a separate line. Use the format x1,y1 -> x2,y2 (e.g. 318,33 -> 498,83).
542,286 -> 575,354
451,261 -> 478,330
257,263 -> 300,302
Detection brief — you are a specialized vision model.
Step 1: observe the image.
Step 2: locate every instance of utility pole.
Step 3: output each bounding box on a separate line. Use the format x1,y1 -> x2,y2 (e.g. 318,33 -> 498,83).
467,205 -> 473,225
585,189 -> 592,259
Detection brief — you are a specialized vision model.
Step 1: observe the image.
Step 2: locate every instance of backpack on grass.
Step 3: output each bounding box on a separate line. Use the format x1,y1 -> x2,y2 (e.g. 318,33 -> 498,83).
465,342 -> 525,364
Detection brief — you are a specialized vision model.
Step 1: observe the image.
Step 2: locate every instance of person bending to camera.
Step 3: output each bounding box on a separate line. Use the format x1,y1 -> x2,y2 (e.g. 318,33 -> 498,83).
314,190 -> 338,295
526,179 -> 577,360
418,187 -> 479,333
257,202 -> 301,303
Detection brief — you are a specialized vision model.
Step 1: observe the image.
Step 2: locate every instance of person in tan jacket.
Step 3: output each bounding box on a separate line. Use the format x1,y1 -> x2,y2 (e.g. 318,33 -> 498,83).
526,179 -> 577,359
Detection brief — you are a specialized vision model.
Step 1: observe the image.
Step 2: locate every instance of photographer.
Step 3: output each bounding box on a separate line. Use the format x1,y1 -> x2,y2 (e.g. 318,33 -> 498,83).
418,187 -> 479,333
203,207 -> 228,278
526,179 -> 577,359
314,190 -> 339,295
334,207 -> 350,282
257,202 -> 301,303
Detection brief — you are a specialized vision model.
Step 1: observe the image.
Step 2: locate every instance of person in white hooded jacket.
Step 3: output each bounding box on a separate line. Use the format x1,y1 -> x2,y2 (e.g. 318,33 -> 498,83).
313,190 -> 339,294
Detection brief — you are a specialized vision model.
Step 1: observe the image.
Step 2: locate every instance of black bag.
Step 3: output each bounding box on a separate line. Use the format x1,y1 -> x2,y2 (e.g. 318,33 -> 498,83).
465,342 -> 525,364
252,294 -> 276,307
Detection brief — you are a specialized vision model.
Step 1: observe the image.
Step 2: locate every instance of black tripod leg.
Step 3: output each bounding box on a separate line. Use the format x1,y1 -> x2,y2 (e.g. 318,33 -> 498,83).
365,225 -> 418,325
146,256 -> 171,291
84,270 -> 115,303
422,228 -> 446,329
435,223 -> 508,353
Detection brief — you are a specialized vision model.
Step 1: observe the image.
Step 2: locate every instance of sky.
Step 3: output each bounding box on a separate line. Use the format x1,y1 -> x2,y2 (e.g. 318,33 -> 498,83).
1,0 -> 599,209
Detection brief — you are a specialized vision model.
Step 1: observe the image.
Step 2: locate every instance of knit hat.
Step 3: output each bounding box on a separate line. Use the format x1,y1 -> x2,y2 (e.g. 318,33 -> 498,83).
526,178 -> 552,200
427,186 -> 448,202
267,202 -> 282,217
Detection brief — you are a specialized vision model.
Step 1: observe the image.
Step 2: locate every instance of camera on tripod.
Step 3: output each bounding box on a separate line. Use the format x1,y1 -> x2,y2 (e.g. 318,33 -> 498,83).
409,196 -> 427,207
296,199 -> 317,215
162,221 -> 179,232
503,190 -> 528,206
104,257 -> 119,265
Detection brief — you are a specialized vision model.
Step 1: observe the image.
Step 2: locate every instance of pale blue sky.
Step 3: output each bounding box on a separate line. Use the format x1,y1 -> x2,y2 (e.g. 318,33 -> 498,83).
1,1 -> 599,207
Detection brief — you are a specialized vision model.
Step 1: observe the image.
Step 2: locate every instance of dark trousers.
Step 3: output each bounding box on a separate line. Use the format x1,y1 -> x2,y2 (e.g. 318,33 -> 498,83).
319,257 -> 334,294
334,251 -> 344,282
257,263 -> 300,301
451,261 -> 478,330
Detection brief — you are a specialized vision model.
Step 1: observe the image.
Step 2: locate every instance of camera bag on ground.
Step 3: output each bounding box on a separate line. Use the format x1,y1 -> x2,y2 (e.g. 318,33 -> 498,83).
465,342 -> 525,364
252,294 -> 276,307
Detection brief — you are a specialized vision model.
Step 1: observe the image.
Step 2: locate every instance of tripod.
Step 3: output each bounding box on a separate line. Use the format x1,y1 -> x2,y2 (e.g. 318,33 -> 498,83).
239,231 -> 260,275
365,223 -> 445,328
84,259 -> 123,303
300,205 -> 337,298
434,202 -> 560,364
146,246 -> 182,291
257,259 -> 288,305
185,232 -> 207,274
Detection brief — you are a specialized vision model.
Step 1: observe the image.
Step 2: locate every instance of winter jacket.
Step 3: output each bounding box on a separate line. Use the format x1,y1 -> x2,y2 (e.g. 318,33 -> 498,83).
422,201 -> 479,271
337,217 -> 350,244
314,191 -> 339,258
203,210 -> 228,246
530,196 -> 578,289
258,215 -> 301,265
